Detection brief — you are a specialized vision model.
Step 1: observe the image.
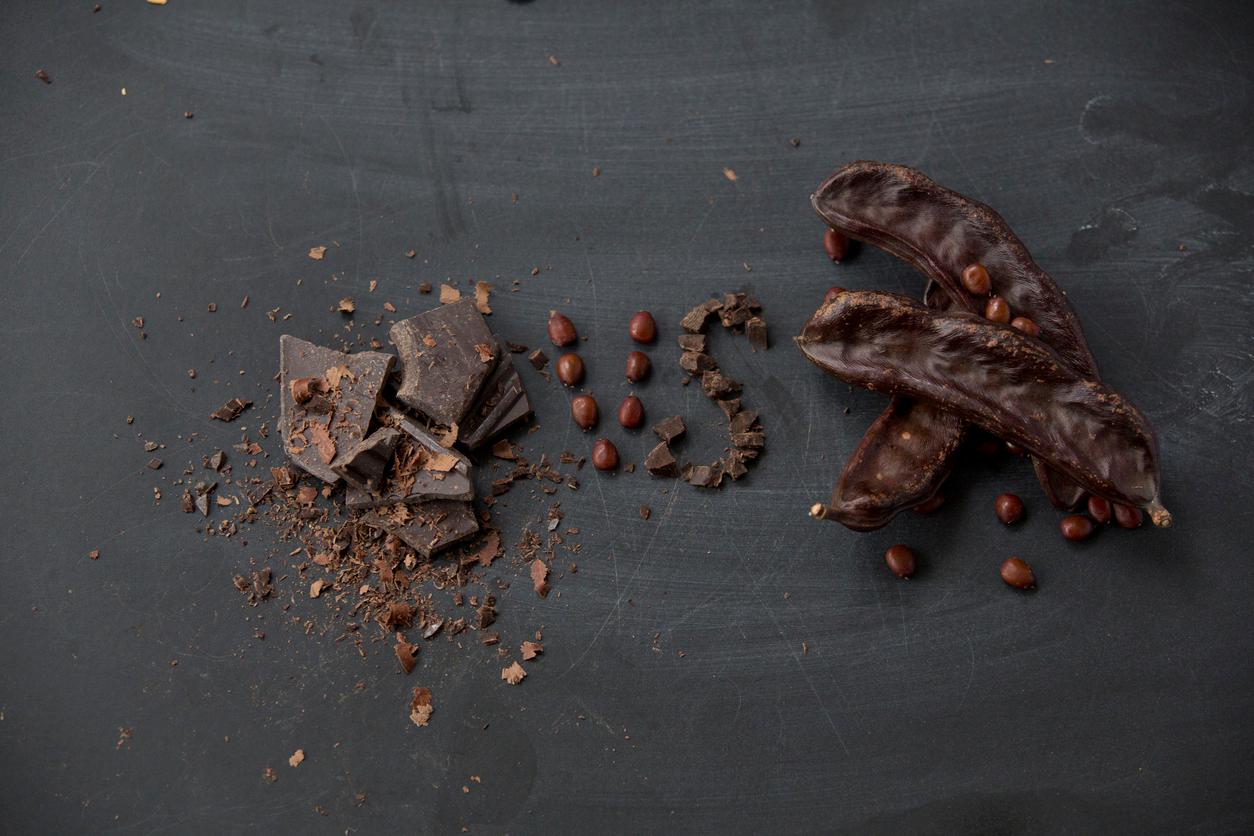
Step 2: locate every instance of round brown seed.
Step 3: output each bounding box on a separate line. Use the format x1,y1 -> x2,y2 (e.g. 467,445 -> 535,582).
547,311 -> 578,347
591,438 -> 619,471
570,395 -> 598,430
628,311 -> 656,343
884,545 -> 916,579
625,350 -> 651,382
913,493 -> 946,514
995,493 -> 1024,525
961,263 -> 991,295
1087,495 -> 1112,525
1060,514 -> 1095,542
618,395 -> 644,429
823,227 -> 849,262
555,353 -> 584,386
1114,503 -> 1144,529
985,296 -> 1011,323
823,286 -> 847,304
1011,316 -> 1040,337
1000,557 -> 1036,589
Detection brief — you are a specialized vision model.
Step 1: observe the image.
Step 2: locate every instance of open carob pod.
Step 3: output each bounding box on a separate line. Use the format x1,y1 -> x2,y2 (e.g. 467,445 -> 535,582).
797,291 -> 1170,527
811,161 -> 1099,513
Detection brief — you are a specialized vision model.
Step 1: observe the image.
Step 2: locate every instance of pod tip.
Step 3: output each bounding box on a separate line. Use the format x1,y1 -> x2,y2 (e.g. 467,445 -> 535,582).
809,502 -> 829,520
1148,502 -> 1172,528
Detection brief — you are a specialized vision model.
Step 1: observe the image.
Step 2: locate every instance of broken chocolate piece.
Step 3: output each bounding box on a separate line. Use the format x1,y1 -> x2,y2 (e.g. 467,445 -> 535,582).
346,416 -> 473,509
332,427 -> 401,492
729,411 -> 759,434
360,500 -> 479,558
644,442 -> 679,477
717,398 -> 742,419
677,334 -> 706,353
527,349 -> 549,371
731,431 -> 765,449
681,298 -> 723,333
685,462 -> 725,488
459,347 -> 531,450
745,316 -> 768,351
723,455 -> 749,480
280,335 -> 394,484
652,415 -> 686,443
211,398 -> 251,422
701,371 -> 741,399
389,299 -> 497,426
679,352 -> 717,374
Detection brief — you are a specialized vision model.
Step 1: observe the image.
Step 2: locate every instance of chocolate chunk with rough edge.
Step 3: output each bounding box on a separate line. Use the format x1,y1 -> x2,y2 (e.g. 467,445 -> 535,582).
676,334 -> 706,353
723,455 -> 749,480
389,299 -> 497,425
652,415 -> 686,444
729,410 -> 759,434
527,349 -> 549,370
279,335 -> 393,484
643,442 -> 679,477
346,415 -> 473,509
211,398 -> 251,422
360,500 -> 479,558
460,346 -> 530,449
717,398 -> 742,419
332,427 -> 401,492
680,298 -> 723,333
678,352 -> 717,374
685,461 -> 725,488
701,370 -> 741,399
731,431 -> 765,449
746,316 -> 768,351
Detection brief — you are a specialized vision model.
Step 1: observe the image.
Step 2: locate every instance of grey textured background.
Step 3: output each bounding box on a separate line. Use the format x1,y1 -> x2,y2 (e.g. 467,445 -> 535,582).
2,1 -> 1252,833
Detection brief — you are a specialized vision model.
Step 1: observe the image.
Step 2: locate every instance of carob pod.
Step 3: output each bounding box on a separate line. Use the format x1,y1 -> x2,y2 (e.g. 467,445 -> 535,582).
812,161 -> 1096,510
796,291 -> 1170,527
823,283 -> 966,530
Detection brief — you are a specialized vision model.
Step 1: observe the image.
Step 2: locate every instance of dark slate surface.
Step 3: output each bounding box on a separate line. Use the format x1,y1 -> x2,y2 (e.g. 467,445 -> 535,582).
2,1 -> 1251,832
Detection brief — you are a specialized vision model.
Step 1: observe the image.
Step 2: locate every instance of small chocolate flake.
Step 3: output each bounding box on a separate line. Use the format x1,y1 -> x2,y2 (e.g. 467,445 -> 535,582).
35,69 -> 51,84
639,505 -> 651,520
147,457 -> 163,470
418,282 -> 432,294
308,246 -> 327,260
527,349 -> 549,370
210,398 -> 251,422
501,661 -> 527,685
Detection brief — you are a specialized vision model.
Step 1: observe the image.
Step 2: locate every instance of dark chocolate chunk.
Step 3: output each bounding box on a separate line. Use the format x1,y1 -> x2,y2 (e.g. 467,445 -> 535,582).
684,462 -> 724,488
652,415 -> 686,444
680,298 -> 723,333
678,352 -> 717,374
643,442 -> 679,477
701,371 -> 741,399
360,500 -> 479,558
723,455 -> 749,481
506,341 -> 528,354
389,299 -> 497,426
717,398 -> 742,418
346,416 -> 472,509
729,410 -> 759,434
745,316 -> 768,351
210,398 -> 251,422
731,431 -> 765,449
677,334 -> 706,353
527,349 -> 549,370
332,427 -> 401,492
459,347 -> 531,449
279,335 -> 394,484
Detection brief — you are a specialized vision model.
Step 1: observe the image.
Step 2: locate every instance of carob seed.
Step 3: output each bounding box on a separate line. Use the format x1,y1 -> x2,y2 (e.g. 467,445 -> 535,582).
1114,503 -> 1144,529
1011,316 -> 1041,337
1060,514 -> 1095,542
1087,495 -> 1112,524
1000,557 -> 1036,589
591,439 -> 619,471
618,395 -> 644,429
555,353 -> 584,386
995,493 -> 1024,525
961,263 -> 991,295
884,545 -> 916,579
985,296 -> 1011,323
823,227 -> 849,262
628,311 -> 657,343
571,395 -> 598,430
625,351 -> 651,382
547,311 -> 577,347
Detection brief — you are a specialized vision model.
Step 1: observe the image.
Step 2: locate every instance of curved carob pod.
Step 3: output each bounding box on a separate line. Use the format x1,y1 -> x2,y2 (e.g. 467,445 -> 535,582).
812,161 -> 1095,509
822,284 -> 966,530
796,291 -> 1171,527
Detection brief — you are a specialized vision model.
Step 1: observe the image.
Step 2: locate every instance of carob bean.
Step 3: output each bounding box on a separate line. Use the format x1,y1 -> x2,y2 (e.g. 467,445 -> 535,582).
796,291 -> 1171,526
591,439 -> 619,471
1000,557 -> 1036,589
984,296 -> 1011,323
812,161 -> 1099,511
823,228 -> 849,262
547,311 -> 578,347
1087,495 -> 1112,524
961,263 -> 991,295
884,545 -> 916,578
1060,514 -> 1095,541
1114,503 -> 1144,529
995,493 -> 1024,525
629,311 -> 657,343
555,353 -> 584,386
625,351 -> 651,382
618,395 -> 644,429
571,395 -> 598,430
1011,316 -> 1041,337
813,286 -> 964,531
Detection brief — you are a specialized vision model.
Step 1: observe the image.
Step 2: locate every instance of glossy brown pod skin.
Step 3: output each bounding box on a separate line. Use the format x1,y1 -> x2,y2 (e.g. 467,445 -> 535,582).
812,161 -> 1096,510
796,291 -> 1170,526
816,286 -> 965,531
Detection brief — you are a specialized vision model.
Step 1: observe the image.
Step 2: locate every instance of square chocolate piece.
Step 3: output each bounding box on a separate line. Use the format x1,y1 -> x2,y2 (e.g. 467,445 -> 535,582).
361,500 -> 479,558
389,299 -> 498,426
279,335 -> 393,484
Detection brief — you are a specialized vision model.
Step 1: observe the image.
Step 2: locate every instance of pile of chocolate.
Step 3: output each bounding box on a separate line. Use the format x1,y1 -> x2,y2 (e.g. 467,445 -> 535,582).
280,298 -> 531,556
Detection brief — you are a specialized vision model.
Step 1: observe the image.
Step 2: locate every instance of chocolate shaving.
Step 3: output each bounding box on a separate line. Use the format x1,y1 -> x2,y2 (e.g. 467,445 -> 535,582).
211,398 -> 251,422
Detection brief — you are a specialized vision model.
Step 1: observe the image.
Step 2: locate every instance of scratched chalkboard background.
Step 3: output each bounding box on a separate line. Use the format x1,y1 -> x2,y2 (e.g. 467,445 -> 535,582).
2,1 -> 1252,833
